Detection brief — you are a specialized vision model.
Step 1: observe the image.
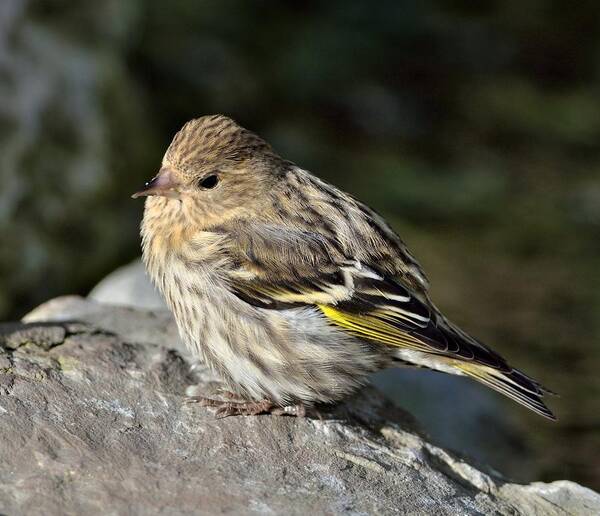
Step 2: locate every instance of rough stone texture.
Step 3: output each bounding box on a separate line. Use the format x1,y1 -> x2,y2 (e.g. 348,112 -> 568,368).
0,297 -> 595,514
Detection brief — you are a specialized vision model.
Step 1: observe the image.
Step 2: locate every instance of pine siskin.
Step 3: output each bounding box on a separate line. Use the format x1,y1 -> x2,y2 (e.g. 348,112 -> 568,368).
133,115 -> 556,420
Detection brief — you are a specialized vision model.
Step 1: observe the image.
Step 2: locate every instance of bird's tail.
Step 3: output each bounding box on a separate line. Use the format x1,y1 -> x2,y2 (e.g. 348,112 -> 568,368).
452,361 -> 557,420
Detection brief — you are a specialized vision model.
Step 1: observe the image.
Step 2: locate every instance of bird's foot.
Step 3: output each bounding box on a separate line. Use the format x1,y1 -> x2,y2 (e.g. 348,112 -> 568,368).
185,396 -> 307,419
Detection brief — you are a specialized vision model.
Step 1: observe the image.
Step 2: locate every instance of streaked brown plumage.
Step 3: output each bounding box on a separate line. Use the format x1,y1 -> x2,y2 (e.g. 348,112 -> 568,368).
133,114 -> 556,420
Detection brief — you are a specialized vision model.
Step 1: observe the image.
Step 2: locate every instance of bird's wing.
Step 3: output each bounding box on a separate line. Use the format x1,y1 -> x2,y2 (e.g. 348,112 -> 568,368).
224,224 -> 490,359
221,223 -> 555,419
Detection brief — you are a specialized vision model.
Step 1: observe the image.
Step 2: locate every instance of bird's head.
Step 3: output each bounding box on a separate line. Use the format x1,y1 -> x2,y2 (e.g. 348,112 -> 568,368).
133,115 -> 286,227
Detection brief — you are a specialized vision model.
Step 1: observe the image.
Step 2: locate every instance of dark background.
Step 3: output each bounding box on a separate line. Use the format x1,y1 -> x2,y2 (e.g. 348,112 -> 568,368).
1,1 -> 599,490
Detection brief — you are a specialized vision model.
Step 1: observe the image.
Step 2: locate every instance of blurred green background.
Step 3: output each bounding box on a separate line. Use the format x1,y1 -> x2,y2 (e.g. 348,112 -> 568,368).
1,0 -> 599,490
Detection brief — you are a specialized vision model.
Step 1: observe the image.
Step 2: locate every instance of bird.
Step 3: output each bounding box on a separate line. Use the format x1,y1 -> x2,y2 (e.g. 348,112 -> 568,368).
132,114 -> 556,420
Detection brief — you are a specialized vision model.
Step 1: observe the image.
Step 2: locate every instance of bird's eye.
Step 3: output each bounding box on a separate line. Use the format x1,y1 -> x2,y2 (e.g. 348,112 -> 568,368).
198,174 -> 219,189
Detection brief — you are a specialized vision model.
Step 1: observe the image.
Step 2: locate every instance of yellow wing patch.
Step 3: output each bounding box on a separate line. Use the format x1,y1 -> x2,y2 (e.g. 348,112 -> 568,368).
317,304 -> 431,351
319,305 -> 556,420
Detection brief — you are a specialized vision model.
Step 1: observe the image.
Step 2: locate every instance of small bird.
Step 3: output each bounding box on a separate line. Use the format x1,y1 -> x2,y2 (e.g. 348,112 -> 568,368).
133,115 -> 556,420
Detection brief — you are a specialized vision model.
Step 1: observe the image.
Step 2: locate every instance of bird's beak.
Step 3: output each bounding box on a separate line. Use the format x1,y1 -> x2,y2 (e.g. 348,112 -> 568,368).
132,168 -> 180,199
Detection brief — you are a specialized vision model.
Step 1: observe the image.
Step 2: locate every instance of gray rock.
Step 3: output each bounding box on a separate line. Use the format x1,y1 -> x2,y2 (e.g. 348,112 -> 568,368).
88,260 -> 167,310
0,296 -> 595,515
25,295 -> 181,352
371,368 -> 531,481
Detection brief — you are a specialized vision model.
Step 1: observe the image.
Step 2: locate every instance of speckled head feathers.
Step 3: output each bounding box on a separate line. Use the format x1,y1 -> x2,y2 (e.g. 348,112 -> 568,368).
163,115 -> 282,176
